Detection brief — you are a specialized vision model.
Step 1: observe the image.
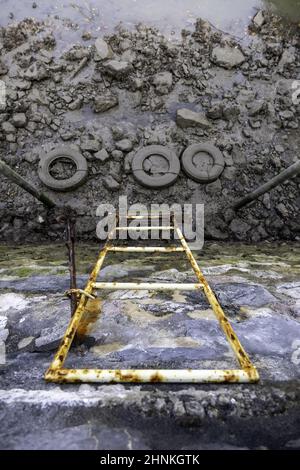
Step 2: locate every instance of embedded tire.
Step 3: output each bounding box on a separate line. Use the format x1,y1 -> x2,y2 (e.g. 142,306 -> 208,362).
181,143 -> 225,183
132,145 -> 180,189
38,146 -> 88,192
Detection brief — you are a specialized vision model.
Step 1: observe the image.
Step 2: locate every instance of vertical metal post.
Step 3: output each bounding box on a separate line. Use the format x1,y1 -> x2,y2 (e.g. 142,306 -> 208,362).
66,218 -> 77,316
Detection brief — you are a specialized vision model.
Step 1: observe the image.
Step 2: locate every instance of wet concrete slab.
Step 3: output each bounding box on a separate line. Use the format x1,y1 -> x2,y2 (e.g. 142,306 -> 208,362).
0,242 -> 299,449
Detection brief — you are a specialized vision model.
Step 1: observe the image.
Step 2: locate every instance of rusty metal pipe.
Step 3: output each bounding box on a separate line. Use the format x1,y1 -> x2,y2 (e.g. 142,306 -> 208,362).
108,247 -> 184,252
233,159 -> 300,211
46,213 -> 259,385
173,217 -> 259,382
45,368 -> 256,383
0,158 -> 56,208
92,282 -> 203,290
46,227 -> 116,372
66,218 -> 77,316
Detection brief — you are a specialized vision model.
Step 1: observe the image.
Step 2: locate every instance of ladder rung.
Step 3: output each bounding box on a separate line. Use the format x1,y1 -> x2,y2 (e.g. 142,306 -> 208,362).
49,368 -> 254,384
116,226 -> 174,231
92,282 -> 203,291
108,247 -> 184,253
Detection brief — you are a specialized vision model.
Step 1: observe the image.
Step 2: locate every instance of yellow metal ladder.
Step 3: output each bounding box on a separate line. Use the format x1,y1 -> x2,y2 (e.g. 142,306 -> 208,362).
45,213 -> 259,384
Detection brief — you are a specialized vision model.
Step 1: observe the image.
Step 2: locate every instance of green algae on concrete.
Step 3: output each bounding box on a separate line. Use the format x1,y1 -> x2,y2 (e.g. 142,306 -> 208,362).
0,242 -> 299,282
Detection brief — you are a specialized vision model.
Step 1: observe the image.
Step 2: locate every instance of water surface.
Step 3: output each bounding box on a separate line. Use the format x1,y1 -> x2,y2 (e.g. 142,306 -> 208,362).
1,0 -> 299,40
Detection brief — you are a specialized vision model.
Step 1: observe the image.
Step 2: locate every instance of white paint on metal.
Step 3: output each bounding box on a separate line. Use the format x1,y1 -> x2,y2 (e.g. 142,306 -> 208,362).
45,212 -> 259,385
108,247 -> 184,252
47,369 -> 254,383
92,282 -> 203,290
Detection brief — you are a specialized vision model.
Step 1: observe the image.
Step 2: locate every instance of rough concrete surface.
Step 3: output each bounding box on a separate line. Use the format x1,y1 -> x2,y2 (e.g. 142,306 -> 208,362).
0,243 -> 299,450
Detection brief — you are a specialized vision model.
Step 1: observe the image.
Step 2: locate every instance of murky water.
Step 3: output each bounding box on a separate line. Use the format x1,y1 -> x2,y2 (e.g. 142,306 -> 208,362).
0,0 -> 299,39
267,0 -> 300,20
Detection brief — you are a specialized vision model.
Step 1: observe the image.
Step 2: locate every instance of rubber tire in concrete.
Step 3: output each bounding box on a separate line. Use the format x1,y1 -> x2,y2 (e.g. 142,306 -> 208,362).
38,146 -> 88,192
132,145 -> 180,189
181,143 -> 225,183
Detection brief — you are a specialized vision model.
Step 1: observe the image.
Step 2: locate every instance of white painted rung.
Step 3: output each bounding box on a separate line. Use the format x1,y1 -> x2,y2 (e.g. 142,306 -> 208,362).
92,282 -> 203,291
116,226 -> 174,231
108,247 -> 184,253
51,369 -> 254,383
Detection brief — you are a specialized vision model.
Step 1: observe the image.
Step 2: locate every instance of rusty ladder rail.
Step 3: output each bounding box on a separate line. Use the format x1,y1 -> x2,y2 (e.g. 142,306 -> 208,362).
45,213 -> 259,384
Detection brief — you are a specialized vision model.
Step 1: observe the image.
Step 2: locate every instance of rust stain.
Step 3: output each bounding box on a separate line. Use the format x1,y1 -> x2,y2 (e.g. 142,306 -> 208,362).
223,370 -> 240,383
45,213 -> 259,385
66,329 -> 75,340
150,372 -> 164,383
77,298 -> 102,338
114,370 -> 143,383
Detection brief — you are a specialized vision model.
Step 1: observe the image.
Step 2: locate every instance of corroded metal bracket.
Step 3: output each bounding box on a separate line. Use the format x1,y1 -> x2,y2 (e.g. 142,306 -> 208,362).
65,288 -> 97,300
45,214 -> 259,384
